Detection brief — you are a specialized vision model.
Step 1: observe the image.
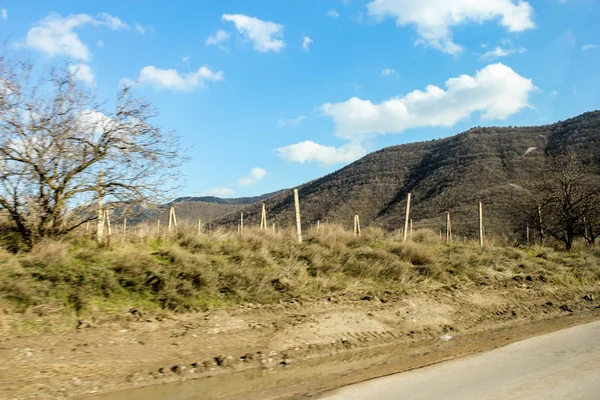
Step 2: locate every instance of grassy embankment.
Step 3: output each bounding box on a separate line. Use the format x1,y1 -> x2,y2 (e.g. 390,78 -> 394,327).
1,225 -> 599,335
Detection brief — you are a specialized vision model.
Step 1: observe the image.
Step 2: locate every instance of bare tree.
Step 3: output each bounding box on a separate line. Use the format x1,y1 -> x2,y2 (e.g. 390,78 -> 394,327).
0,54 -> 183,245
533,153 -> 600,250
582,205 -> 600,245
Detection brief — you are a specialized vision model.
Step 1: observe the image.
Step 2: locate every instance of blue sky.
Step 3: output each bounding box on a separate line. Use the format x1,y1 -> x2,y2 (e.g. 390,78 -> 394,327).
1,0 -> 599,199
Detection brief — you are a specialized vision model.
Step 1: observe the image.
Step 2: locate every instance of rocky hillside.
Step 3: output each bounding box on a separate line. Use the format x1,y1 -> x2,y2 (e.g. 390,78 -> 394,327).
211,111 -> 600,238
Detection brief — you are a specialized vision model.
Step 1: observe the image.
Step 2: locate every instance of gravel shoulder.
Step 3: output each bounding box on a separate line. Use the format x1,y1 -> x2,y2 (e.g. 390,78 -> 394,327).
1,287 -> 599,400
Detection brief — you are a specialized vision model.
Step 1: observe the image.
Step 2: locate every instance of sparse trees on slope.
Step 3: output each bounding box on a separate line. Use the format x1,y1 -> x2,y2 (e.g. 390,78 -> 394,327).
582,205 -> 600,245
0,54 -> 182,245
533,153 -> 600,250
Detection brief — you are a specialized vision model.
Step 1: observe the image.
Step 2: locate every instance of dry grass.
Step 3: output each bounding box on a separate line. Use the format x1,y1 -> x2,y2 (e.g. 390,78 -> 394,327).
1,226 -> 599,333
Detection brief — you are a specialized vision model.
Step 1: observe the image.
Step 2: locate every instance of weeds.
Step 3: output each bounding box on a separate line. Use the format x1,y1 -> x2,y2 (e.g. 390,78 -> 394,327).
0,227 -> 599,324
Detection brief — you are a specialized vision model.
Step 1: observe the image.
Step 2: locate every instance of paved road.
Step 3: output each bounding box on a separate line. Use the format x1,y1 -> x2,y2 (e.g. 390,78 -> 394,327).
321,321 -> 600,400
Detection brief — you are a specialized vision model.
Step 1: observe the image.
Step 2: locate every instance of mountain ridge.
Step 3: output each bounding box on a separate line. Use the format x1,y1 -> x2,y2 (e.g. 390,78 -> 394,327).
208,110 -> 600,238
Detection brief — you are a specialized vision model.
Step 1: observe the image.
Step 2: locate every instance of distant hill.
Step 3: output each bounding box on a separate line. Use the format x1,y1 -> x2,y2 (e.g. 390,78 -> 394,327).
172,190 -> 285,205
135,190 -> 287,228
210,111 -> 600,238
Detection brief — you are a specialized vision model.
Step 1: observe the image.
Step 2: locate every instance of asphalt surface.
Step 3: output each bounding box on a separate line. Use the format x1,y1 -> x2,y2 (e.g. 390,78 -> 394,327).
321,320 -> 600,400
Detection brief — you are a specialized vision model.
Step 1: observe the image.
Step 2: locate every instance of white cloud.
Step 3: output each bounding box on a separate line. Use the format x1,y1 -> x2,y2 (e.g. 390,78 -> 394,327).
277,115 -> 306,128
481,45 -> 526,59
350,12 -> 367,24
327,9 -> 340,18
238,167 -> 267,186
277,141 -> 366,166
97,40 -> 104,48
23,12 -> 128,61
68,63 -> 95,87
206,29 -> 230,46
200,188 -> 235,197
366,0 -> 535,54
582,44 -> 600,51
137,65 -> 224,91
134,22 -> 151,35
302,36 -> 313,52
99,13 -> 129,30
182,56 -> 190,63
381,68 -> 399,79
1,8 -> 7,20
322,63 -> 535,139
119,77 -> 135,89
549,90 -> 558,96
222,14 -> 284,52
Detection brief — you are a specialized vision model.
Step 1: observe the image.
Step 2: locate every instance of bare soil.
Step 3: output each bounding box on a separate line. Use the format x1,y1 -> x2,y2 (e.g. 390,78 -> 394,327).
1,286 -> 599,400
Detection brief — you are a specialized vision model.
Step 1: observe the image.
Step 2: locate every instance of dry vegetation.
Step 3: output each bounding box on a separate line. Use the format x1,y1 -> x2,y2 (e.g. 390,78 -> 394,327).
1,225 -> 599,335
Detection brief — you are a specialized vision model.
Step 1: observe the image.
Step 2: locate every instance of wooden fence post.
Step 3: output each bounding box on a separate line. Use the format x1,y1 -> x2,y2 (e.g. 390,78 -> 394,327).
96,172 -> 104,243
168,207 -> 178,235
526,224 -> 530,245
410,219 -> 413,237
240,212 -> 244,237
197,219 -> 202,236
260,203 -> 267,230
156,219 -> 160,236
272,223 -> 276,234
123,218 -> 127,236
479,202 -> 484,247
538,206 -> 544,246
354,214 -> 361,236
293,189 -> 302,243
316,220 -> 320,234
104,209 -> 112,247
403,193 -> 411,242
446,212 -> 452,244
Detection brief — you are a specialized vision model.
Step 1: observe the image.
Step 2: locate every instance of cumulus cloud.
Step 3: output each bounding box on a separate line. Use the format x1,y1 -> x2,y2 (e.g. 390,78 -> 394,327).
366,0 -> 535,54
200,188 -> 235,196
222,14 -> 284,52
322,63 -> 535,139
238,167 -> 267,186
2,8 -> 7,20
23,12 -> 128,61
582,44 -> 600,51
381,68 -> 399,79
68,63 -> 95,87
206,29 -> 230,46
276,141 -> 366,166
136,65 -> 223,91
302,36 -> 313,52
327,9 -> 340,18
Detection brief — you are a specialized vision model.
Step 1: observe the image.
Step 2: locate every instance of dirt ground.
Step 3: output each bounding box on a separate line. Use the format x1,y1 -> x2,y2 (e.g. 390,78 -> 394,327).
1,285 -> 599,400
